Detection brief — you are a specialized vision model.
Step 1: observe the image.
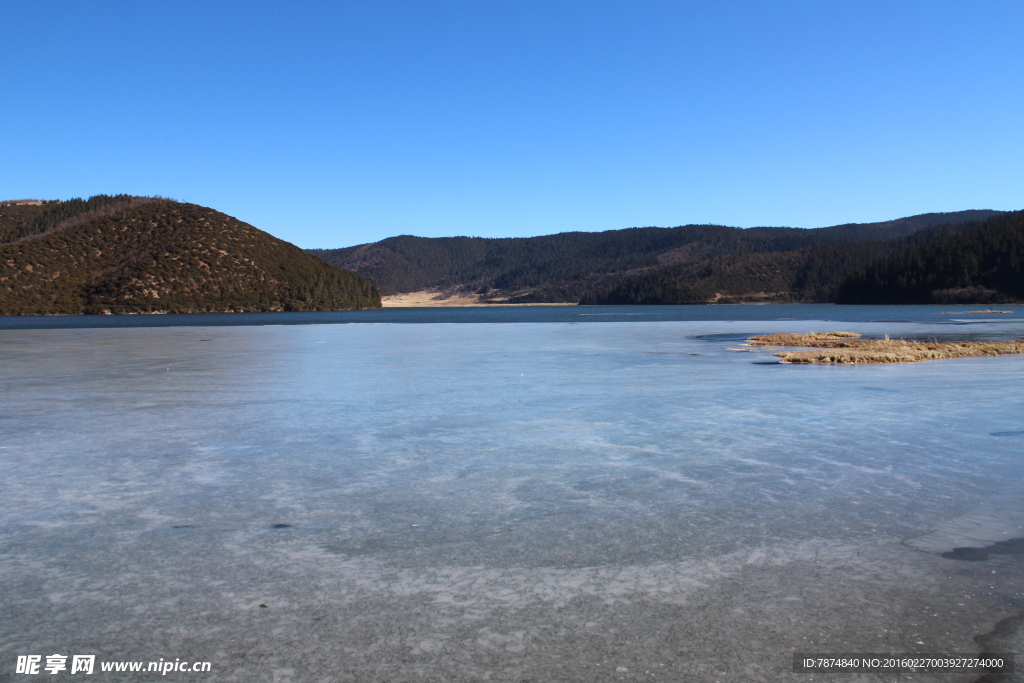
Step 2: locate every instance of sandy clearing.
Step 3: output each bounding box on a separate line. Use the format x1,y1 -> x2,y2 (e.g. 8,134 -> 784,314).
381,290 -> 576,307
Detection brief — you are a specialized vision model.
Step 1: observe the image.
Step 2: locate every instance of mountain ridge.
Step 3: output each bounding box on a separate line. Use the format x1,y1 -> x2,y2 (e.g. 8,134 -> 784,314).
309,209 -> 1007,304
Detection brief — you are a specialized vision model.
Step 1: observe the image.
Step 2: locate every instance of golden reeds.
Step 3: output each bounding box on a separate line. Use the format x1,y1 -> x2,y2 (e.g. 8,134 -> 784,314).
743,332 -> 1024,364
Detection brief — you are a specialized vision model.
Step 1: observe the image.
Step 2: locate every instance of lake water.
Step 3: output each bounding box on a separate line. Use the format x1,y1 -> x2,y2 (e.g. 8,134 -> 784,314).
1,305 -> 1023,682
1,302 -> 1023,329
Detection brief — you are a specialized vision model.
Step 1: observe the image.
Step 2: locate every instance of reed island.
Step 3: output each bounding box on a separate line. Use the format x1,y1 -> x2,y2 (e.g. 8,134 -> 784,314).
745,332 -> 1024,364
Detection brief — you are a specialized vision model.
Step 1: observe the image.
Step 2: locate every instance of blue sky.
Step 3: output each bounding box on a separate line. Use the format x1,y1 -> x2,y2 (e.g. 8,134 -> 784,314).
3,1 -> 1022,248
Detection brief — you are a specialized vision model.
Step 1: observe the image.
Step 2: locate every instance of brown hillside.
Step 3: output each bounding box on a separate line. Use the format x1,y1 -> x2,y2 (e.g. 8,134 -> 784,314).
0,199 -> 380,314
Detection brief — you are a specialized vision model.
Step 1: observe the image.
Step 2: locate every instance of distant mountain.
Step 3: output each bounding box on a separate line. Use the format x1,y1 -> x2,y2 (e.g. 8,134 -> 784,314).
837,210 -> 1024,305
579,213 -> 1006,305
308,210 -> 1005,304
0,197 -> 381,315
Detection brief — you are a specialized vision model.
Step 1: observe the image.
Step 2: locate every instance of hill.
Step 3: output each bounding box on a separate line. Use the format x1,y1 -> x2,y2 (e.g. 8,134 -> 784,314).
578,215 -> 1003,305
0,197 -> 381,315
308,210 -> 1003,304
836,210 -> 1024,304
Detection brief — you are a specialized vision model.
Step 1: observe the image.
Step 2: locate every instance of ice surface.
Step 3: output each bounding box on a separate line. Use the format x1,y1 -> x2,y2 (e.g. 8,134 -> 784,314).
1,319 -> 1023,681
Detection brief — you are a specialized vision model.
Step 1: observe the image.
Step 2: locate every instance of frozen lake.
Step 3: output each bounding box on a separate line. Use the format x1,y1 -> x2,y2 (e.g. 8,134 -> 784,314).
2,312 -> 1023,681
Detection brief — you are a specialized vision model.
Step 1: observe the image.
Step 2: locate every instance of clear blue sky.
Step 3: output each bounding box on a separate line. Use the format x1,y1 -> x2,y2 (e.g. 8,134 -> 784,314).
3,1 -> 1022,248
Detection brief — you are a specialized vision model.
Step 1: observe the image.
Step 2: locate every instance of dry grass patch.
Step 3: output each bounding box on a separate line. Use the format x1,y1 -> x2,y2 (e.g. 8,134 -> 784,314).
747,332 -> 861,346
744,332 -> 1024,364
938,310 -> 1013,315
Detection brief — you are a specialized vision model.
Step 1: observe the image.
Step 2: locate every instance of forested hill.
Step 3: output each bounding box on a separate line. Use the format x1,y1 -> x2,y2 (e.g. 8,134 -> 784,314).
837,210 -> 1024,305
308,210 -> 1003,304
0,197 -> 381,315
